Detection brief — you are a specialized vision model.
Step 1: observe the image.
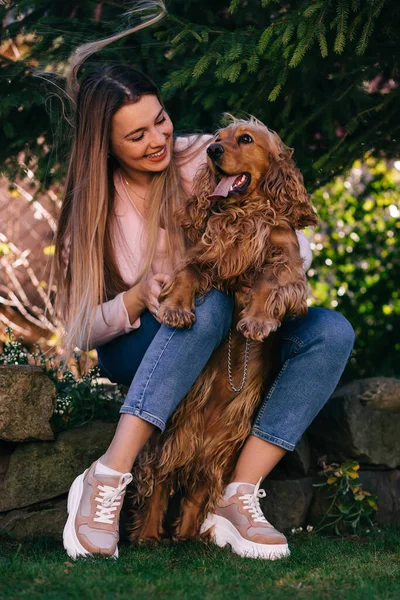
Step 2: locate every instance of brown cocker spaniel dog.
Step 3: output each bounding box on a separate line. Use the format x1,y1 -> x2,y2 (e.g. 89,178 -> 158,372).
127,117 -> 317,544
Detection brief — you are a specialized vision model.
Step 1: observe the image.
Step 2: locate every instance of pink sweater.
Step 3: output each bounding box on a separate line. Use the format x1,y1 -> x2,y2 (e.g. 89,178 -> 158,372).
87,136 -> 312,349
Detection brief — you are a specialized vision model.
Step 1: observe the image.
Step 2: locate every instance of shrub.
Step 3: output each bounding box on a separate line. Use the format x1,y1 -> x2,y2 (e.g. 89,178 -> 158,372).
309,158 -> 400,381
314,460 -> 378,534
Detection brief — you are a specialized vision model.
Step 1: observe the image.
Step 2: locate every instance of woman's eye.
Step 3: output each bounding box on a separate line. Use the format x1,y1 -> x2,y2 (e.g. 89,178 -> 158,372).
130,117 -> 167,142
238,134 -> 253,144
130,134 -> 144,142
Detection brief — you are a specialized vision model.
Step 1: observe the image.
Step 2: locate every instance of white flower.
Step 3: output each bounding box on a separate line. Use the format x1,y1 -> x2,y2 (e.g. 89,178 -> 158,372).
306,525 -> 313,532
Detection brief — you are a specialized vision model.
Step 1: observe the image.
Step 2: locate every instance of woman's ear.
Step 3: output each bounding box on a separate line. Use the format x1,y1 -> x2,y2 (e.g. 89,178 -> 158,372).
175,164 -> 217,243
262,149 -> 317,229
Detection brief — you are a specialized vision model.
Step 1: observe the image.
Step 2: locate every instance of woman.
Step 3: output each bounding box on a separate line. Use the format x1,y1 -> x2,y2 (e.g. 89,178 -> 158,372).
55,6 -> 354,556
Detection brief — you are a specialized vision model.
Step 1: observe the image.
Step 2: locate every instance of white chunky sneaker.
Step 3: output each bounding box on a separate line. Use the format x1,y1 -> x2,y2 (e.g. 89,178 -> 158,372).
63,460 -> 132,559
201,479 -> 290,560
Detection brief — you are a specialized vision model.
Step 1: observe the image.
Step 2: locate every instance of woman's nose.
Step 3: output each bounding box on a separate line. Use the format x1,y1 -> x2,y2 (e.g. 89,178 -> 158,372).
149,127 -> 168,148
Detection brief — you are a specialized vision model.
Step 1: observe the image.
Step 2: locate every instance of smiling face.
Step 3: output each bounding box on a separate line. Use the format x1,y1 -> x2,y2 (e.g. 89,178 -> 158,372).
110,94 -> 174,175
206,124 -> 274,196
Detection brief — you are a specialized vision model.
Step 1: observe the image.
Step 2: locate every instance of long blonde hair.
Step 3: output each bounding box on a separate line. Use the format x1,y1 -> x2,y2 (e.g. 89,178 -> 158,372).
53,3 -> 201,354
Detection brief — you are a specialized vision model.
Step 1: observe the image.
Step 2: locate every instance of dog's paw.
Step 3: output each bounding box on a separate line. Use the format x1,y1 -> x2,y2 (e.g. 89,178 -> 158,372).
158,304 -> 196,328
172,514 -> 200,542
237,315 -> 280,341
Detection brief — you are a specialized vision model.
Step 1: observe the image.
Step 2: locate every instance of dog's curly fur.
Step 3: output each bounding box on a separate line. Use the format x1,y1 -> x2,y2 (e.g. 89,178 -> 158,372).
127,117 -> 317,543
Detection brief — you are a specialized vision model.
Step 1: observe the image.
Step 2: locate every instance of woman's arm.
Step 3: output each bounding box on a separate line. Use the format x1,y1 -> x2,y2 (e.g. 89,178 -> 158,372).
122,283 -> 146,325
86,272 -> 170,350
85,287 -> 144,350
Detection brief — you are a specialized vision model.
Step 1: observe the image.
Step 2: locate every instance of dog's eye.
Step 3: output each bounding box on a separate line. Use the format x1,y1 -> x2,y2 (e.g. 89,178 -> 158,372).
238,134 -> 253,144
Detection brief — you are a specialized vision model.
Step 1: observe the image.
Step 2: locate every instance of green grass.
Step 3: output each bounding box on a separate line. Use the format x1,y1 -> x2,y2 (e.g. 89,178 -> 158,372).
1,528 -> 400,600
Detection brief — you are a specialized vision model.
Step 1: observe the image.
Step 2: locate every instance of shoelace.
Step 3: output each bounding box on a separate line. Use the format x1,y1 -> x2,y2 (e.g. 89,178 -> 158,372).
93,473 -> 133,525
238,477 -> 271,524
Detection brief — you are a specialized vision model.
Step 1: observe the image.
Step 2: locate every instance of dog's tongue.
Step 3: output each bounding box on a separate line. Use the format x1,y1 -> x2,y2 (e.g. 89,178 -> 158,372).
210,175 -> 237,198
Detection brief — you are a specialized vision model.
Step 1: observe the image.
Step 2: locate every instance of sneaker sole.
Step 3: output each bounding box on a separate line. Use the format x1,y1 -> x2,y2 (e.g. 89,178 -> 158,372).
200,513 -> 290,560
63,469 -> 118,560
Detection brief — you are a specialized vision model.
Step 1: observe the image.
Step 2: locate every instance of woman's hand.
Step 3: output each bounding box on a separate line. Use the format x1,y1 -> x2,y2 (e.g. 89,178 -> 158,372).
138,272 -> 171,322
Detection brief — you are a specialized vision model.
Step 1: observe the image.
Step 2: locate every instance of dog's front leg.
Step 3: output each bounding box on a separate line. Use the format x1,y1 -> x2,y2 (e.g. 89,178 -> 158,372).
236,274 -> 289,341
129,480 -> 170,545
157,264 -> 202,328
173,485 -> 208,541
237,227 -> 308,341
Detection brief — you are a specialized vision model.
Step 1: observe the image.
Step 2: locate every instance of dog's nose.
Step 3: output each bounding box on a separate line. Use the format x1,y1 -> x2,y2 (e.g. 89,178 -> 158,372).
207,143 -> 225,159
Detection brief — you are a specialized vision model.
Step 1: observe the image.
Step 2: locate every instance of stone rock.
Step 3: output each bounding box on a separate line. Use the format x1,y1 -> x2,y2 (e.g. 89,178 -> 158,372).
0,420 -> 117,512
269,435 -> 311,479
0,365 -> 55,442
0,441 -> 15,480
307,381 -> 400,468
260,477 -> 314,531
358,470 -> 400,525
0,496 -> 67,540
345,377 -> 400,413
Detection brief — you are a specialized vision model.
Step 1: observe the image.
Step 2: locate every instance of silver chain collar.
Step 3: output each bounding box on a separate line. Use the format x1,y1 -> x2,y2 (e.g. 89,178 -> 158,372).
227,328 -> 251,393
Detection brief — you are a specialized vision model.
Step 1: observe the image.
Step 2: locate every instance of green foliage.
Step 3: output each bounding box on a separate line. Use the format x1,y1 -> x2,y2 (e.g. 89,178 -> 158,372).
152,0 -> 399,188
309,158 -> 400,380
0,328 -> 123,432
0,333 -> 29,365
314,461 -> 378,534
0,0 -> 399,189
48,361 -> 122,433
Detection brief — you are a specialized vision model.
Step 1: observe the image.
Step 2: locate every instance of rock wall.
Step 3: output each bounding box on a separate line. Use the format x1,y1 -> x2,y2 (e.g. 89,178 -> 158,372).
0,367 -> 399,539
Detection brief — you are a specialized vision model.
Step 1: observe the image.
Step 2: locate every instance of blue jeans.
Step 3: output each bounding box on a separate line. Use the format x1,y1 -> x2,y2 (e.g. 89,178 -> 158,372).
97,290 -> 355,451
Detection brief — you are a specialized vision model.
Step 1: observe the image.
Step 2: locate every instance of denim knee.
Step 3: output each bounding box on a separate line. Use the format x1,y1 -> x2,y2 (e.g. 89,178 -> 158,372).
195,289 -> 233,343
313,308 -> 355,358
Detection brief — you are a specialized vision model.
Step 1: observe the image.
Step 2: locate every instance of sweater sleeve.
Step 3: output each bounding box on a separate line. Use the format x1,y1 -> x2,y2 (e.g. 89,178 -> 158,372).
296,230 -> 313,272
84,292 -> 141,351
176,134 -> 214,193
62,239 -> 141,350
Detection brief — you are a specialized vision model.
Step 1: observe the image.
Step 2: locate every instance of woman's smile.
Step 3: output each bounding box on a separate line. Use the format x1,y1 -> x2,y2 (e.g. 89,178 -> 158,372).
145,145 -> 168,161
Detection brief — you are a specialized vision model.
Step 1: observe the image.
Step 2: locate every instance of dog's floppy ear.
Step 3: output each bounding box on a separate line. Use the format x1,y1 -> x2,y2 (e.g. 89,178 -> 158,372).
262,146 -> 317,229
175,164 -> 217,243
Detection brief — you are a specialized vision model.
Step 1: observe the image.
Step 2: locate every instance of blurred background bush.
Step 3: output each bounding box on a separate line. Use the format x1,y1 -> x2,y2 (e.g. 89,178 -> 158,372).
0,0 -> 399,381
